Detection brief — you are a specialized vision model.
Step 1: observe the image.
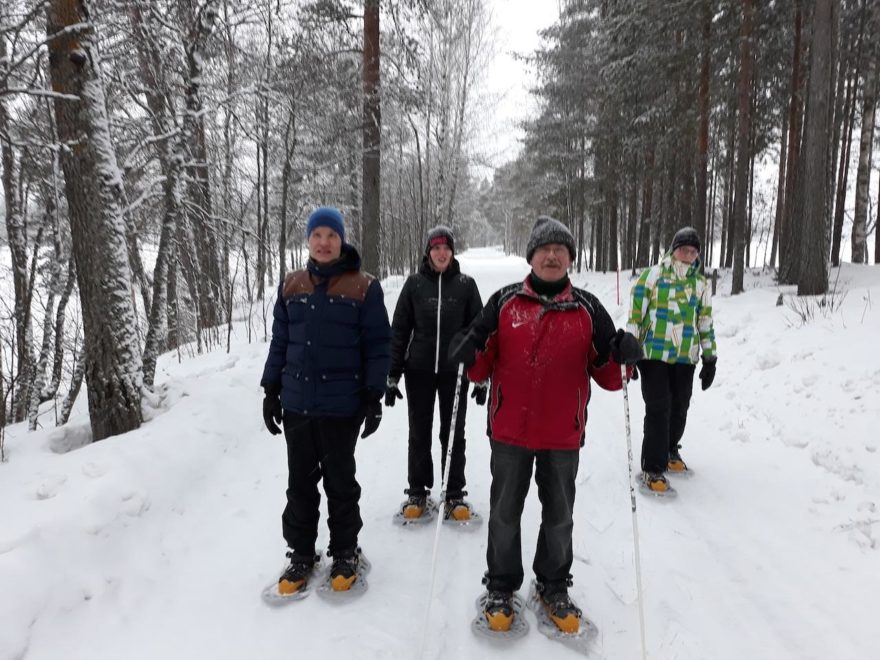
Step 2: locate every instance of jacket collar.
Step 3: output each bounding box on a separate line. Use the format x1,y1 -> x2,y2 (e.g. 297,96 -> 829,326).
662,251 -> 701,277
418,254 -> 461,281
307,243 -> 361,280
521,273 -> 574,304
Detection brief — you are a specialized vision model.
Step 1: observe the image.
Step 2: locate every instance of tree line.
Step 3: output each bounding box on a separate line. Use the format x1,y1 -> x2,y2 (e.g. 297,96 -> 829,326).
3,0 -> 878,444
477,0 -> 879,295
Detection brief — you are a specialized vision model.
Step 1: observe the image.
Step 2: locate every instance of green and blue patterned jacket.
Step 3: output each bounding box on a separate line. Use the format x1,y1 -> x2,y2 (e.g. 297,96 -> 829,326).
627,253 -> 717,364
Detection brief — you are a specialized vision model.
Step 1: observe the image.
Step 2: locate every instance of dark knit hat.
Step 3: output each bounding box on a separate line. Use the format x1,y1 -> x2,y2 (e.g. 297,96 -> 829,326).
306,206 -> 345,242
425,225 -> 455,255
671,226 -> 700,252
526,216 -> 576,262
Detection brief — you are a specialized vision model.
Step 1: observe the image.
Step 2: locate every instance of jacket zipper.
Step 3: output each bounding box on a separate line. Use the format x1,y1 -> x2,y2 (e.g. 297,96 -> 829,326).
434,272 -> 442,373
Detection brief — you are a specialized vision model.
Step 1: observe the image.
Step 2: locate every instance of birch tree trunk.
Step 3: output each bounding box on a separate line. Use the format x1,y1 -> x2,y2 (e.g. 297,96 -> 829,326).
0,36 -> 34,423
27,196 -> 64,430
129,0 -> 186,388
181,0 -> 223,326
46,258 -> 76,401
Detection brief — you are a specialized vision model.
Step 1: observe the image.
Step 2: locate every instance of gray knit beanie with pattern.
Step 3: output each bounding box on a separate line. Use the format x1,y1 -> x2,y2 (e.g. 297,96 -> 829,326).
526,216 -> 576,262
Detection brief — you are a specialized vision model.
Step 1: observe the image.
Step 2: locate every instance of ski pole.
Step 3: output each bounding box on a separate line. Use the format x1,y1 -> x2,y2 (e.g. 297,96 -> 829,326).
418,361 -> 466,660
621,363 -> 648,660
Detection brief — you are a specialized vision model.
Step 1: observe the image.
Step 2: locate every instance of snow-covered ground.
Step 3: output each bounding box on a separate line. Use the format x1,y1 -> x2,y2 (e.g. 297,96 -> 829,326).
1,247 -> 878,660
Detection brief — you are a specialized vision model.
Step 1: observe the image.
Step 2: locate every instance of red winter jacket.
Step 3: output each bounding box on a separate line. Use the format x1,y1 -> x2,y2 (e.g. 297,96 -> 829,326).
463,276 -> 627,451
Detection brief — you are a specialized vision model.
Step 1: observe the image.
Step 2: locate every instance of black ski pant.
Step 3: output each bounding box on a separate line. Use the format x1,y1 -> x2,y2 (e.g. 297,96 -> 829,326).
638,359 -> 696,474
281,413 -> 362,558
404,369 -> 469,500
484,439 -> 579,595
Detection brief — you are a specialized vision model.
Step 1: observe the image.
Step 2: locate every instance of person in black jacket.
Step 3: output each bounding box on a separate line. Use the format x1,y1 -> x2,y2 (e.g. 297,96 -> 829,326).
261,206 -> 391,597
386,226 -> 483,521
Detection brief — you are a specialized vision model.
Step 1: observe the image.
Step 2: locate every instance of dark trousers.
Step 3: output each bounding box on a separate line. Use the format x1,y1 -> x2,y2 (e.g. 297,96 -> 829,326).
281,413 -> 362,558
638,360 -> 696,473
485,439 -> 579,594
404,370 -> 469,500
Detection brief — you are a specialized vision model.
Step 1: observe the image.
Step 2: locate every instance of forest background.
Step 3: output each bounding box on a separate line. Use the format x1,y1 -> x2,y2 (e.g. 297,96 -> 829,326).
1,0 -> 878,444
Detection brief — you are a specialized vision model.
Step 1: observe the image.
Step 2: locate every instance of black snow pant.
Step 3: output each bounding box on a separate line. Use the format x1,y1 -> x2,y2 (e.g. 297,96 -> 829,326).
638,359 -> 696,474
484,439 -> 579,595
281,413 -> 362,558
403,369 -> 469,500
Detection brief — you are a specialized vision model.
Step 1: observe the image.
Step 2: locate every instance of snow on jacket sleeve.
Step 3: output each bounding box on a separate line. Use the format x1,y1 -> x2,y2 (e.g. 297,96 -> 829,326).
360,279 -> 392,396
697,278 -> 717,359
260,283 -> 288,389
389,276 -> 415,380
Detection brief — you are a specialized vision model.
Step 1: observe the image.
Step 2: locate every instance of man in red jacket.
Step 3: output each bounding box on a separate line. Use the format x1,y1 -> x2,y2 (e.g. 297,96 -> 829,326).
451,216 -> 641,636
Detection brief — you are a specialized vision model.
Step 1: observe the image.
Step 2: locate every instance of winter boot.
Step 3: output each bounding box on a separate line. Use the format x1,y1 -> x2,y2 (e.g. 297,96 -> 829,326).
536,584 -> 582,634
444,497 -> 471,522
402,493 -> 428,520
278,550 -> 317,596
483,590 -> 515,632
642,471 -> 670,493
667,447 -> 688,473
329,549 -> 360,592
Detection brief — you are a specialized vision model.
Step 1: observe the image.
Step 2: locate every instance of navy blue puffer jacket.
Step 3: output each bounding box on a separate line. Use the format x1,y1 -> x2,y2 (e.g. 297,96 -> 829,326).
261,244 -> 391,417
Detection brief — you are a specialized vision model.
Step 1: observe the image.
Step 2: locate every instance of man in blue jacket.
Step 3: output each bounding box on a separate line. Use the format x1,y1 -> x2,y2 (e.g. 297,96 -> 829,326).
261,206 -> 391,596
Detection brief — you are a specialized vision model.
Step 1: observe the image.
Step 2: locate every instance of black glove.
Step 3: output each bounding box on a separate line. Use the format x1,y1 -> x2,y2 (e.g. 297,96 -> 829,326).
471,383 -> 488,406
361,396 -> 382,438
385,377 -> 403,407
262,384 -> 283,435
449,330 -> 477,369
699,357 -> 716,391
630,363 -> 640,381
609,329 -> 643,366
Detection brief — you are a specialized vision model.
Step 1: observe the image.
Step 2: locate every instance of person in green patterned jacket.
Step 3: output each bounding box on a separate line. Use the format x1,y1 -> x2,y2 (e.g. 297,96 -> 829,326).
627,226 -> 717,495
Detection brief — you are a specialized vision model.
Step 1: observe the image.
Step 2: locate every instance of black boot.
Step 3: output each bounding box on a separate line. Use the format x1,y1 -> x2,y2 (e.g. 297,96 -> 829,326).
329,547 -> 361,592
278,550 -> 318,595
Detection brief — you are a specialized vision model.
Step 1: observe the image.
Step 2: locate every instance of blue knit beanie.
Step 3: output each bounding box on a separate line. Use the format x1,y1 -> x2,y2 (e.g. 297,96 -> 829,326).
306,207 -> 345,242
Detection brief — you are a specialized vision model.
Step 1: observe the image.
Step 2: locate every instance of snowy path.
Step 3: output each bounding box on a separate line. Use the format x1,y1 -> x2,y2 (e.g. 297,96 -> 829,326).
1,248 -> 878,659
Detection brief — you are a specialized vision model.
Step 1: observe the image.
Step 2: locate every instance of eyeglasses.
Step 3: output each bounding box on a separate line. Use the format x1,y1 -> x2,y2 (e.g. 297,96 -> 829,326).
534,245 -> 570,257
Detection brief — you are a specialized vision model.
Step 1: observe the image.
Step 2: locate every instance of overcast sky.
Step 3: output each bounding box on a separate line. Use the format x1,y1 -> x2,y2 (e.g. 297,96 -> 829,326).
476,0 -> 560,177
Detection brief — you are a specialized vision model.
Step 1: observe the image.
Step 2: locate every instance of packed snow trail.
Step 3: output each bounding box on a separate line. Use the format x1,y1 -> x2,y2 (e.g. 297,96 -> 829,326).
1,248 -> 878,660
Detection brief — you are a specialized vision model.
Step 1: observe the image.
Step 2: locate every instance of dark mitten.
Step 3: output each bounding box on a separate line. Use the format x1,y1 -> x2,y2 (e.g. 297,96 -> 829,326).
609,329 -> 643,365
262,385 -> 283,435
699,357 -> 717,391
471,382 -> 488,406
630,363 -> 640,381
361,397 -> 383,438
384,377 -> 403,407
